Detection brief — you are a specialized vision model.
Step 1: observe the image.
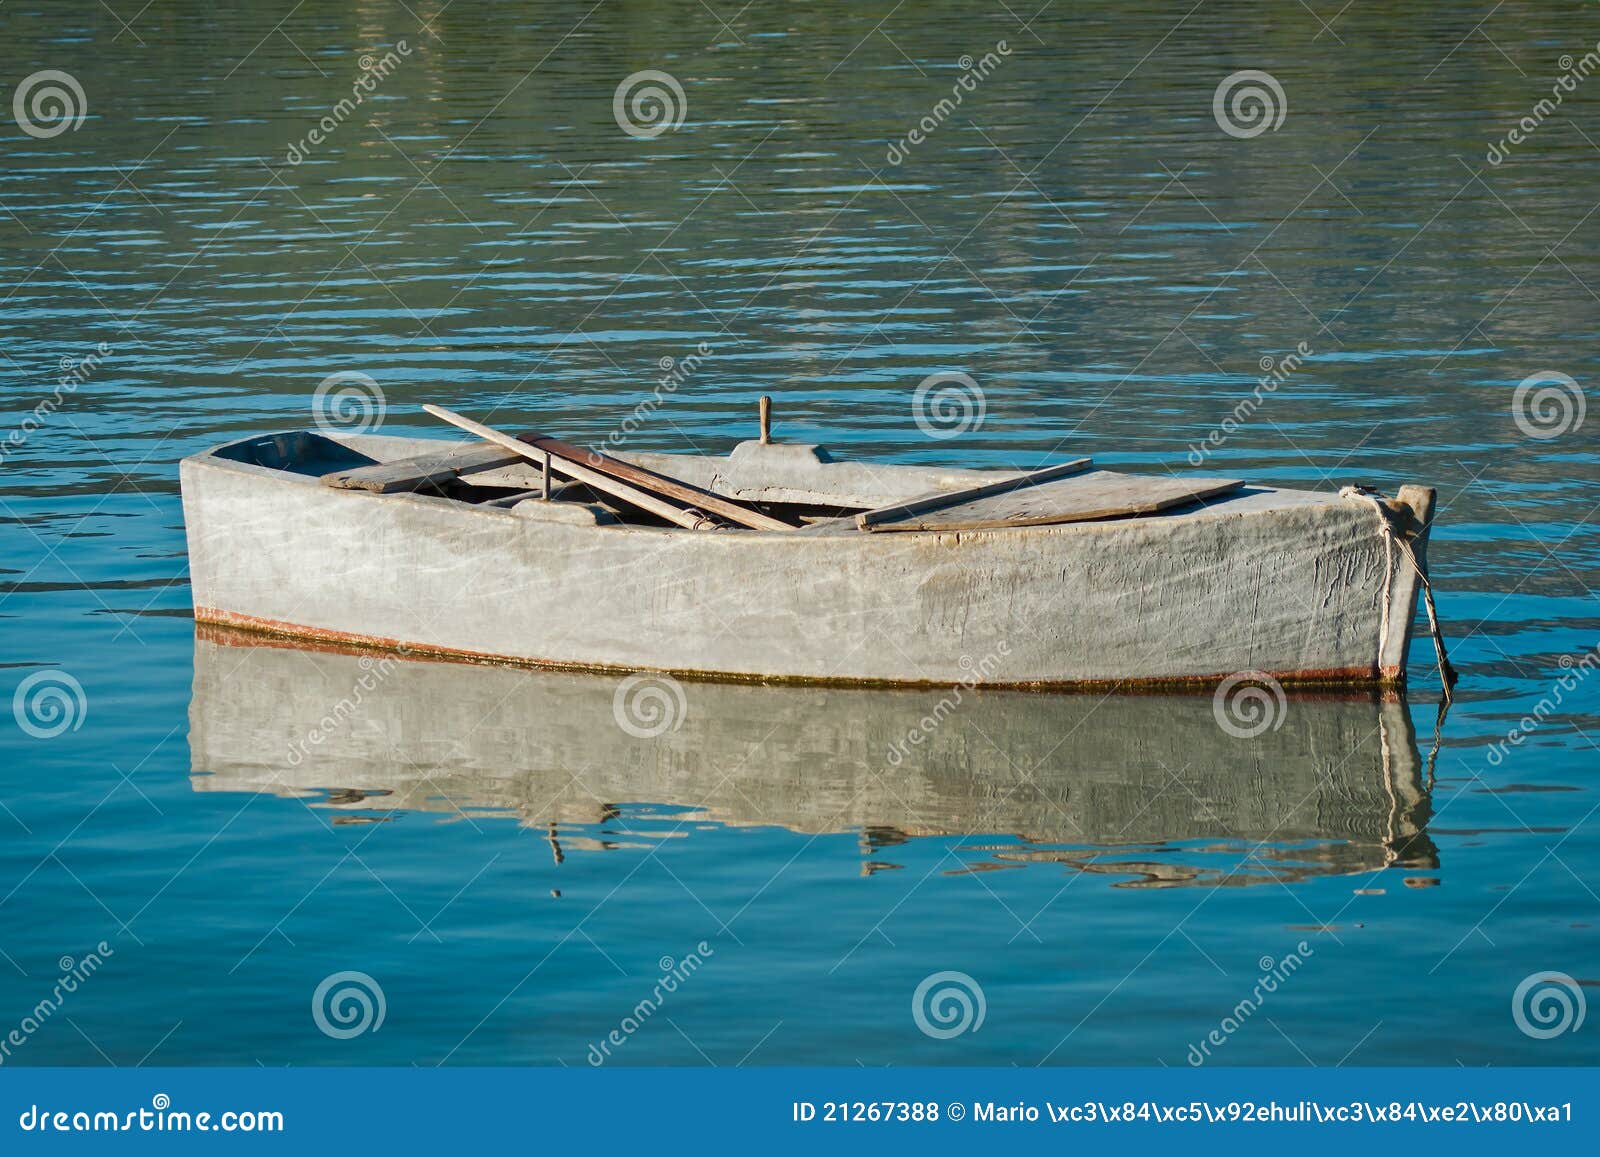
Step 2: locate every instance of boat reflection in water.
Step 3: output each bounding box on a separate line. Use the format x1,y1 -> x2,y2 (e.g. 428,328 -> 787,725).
188,627 -> 1438,888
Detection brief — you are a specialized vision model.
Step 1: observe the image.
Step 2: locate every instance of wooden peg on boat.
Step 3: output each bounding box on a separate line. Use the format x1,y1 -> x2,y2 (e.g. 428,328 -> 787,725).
541,449 -> 552,501
759,396 -> 772,444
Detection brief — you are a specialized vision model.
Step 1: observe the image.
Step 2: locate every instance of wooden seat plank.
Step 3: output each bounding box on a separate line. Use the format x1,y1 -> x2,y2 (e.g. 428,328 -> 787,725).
861,471 -> 1246,533
855,457 -> 1093,531
321,442 -> 528,494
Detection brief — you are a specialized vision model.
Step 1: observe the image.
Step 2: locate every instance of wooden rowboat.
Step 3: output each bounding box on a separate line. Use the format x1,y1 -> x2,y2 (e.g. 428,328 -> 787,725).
179,409 -> 1446,690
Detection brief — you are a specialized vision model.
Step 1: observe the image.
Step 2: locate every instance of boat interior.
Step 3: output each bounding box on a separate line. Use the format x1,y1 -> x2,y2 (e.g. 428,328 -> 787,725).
207,418 -> 1277,537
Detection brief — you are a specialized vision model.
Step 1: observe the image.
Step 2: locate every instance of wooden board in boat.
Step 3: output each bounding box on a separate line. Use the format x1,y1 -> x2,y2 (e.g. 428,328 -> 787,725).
861,470 -> 1246,532
321,442 -> 526,493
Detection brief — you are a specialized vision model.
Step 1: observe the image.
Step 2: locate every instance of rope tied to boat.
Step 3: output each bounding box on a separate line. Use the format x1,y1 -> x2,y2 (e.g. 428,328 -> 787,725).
1340,485 -> 1458,700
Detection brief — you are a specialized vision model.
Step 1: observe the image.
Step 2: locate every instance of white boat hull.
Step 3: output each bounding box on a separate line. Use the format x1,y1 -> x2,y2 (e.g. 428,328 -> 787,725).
180,432 -> 1435,689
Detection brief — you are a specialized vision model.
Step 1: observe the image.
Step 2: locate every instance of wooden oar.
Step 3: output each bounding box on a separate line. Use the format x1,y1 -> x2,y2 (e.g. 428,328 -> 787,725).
855,457 -> 1094,531
422,405 -> 717,531
518,433 -> 796,533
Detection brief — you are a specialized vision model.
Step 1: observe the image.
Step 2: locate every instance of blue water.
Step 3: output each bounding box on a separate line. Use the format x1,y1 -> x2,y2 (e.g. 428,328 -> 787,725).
1,0 -> 1596,1066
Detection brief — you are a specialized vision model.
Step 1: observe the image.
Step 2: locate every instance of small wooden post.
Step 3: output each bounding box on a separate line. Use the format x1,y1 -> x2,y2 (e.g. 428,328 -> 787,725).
758,396 -> 771,444
541,449 -> 552,500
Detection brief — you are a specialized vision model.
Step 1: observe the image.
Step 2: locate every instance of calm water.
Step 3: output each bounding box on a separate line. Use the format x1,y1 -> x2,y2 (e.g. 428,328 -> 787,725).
1,0 -> 1596,1066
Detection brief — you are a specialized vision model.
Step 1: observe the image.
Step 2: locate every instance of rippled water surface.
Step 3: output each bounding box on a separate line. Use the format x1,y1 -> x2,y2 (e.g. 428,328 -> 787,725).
1,0 -> 1597,1065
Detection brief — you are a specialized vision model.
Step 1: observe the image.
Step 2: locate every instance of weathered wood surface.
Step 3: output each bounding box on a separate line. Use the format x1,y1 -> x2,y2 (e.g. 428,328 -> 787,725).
422,405 -> 721,531
518,432 -> 796,532
856,457 -> 1093,531
862,470 -> 1245,533
186,430 -> 1425,686
320,442 -> 524,493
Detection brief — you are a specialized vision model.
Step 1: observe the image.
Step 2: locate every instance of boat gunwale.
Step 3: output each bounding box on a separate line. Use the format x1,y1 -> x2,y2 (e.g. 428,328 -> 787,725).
184,431 -> 1360,542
